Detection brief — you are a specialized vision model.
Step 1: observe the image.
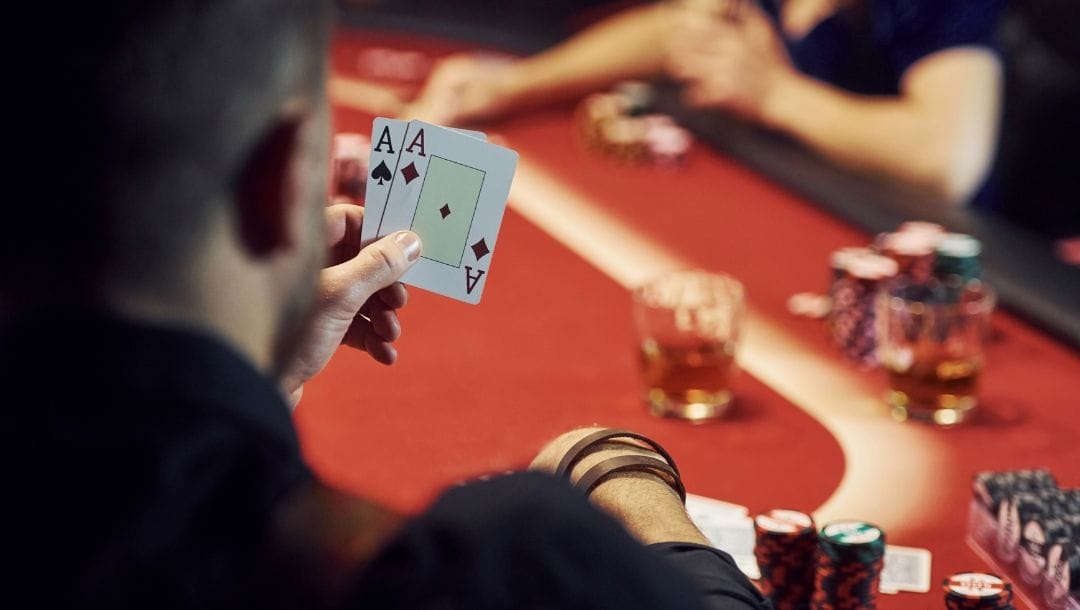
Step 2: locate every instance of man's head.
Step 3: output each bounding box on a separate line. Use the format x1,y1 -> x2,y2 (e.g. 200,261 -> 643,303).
8,0 -> 333,371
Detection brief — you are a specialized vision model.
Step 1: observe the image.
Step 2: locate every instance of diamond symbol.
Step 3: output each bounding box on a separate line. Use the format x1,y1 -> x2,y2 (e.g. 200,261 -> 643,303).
400,162 -> 419,184
471,238 -> 490,260
439,204 -> 451,219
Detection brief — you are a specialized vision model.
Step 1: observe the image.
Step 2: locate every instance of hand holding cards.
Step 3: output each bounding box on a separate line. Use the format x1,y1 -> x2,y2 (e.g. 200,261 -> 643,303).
362,118 -> 518,304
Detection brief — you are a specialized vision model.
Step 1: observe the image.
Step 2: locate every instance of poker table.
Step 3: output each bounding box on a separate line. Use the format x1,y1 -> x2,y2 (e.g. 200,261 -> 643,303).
296,25 -> 1080,610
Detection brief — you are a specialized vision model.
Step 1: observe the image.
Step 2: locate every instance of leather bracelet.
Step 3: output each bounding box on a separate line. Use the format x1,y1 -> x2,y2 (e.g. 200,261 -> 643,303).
553,428 -> 682,479
575,454 -> 687,503
553,428 -> 685,504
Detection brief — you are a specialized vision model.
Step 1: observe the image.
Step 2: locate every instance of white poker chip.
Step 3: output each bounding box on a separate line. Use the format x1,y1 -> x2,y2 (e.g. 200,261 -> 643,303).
786,292 -> 832,319
755,509 -> 813,534
945,572 -> 1008,597
847,253 -> 898,280
882,230 -> 940,255
897,221 -> 945,236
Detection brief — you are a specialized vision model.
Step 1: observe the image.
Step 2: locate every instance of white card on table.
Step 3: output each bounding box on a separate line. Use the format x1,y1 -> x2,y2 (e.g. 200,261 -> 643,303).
376,119 -> 518,304
879,545 -> 932,594
685,494 -> 759,580
362,119 -> 486,246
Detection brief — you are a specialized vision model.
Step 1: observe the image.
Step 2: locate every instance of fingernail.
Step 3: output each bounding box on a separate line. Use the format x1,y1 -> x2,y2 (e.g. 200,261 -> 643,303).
394,231 -> 422,262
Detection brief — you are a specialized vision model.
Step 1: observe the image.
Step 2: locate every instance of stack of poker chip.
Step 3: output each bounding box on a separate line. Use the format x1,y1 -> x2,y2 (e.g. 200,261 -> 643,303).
973,469 -> 1058,516
1045,540 -> 1080,607
879,230 -> 939,287
876,224 -> 984,304
753,509 -> 818,610
971,468 -> 1080,607
332,132 -> 370,202
935,233 -> 983,284
811,520 -> 886,610
575,82 -> 692,166
943,572 -> 1015,609
827,249 -> 897,367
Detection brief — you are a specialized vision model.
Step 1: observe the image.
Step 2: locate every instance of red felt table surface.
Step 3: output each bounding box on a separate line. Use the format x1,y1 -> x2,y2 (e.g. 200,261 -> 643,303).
296,29 -> 1080,610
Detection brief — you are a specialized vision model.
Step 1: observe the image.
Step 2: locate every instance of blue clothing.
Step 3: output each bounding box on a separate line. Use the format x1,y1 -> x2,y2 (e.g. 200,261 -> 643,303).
758,0 -> 1005,208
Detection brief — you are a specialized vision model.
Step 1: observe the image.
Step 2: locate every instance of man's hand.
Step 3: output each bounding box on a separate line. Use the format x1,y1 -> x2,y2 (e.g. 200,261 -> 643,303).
402,54 -> 517,125
280,204 -> 421,406
666,4 -> 795,122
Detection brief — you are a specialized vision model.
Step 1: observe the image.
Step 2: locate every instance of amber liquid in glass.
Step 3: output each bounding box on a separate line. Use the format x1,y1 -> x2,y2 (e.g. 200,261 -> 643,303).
639,340 -> 736,421
886,358 -> 981,424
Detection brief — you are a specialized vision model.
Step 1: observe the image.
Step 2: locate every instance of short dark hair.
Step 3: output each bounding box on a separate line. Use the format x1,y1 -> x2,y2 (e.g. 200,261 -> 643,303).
4,1 -> 332,303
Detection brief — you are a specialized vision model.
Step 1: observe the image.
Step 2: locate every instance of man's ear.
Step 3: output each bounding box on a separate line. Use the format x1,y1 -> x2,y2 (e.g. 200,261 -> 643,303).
235,116 -> 307,257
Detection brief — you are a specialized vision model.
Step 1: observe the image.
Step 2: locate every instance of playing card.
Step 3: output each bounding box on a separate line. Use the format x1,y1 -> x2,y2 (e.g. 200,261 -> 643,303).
361,118 -> 486,246
376,120 -> 518,304
361,118 -> 407,245
879,545 -> 932,594
684,494 -> 759,580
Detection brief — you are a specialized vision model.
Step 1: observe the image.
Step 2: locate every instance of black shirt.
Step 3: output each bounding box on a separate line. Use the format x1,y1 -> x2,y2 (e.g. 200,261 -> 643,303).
5,311 -> 769,609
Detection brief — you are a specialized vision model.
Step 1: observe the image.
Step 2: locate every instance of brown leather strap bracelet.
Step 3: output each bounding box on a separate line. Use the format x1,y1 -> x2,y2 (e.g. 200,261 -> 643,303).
575,454 -> 687,503
553,428 -> 685,503
553,428 -> 682,479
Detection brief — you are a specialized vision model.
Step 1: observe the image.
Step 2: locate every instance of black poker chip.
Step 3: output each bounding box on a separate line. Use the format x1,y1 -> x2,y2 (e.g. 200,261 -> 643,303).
972,469 -> 1058,514
811,520 -> 886,610
754,509 -> 818,610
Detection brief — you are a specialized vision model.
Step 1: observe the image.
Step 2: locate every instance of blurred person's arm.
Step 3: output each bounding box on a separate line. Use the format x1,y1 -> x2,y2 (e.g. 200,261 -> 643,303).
405,4 -> 672,125
763,48 -> 1002,205
671,3 -> 1002,206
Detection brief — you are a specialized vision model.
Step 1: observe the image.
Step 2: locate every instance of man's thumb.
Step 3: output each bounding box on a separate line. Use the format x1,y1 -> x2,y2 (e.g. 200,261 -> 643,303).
335,230 -> 421,297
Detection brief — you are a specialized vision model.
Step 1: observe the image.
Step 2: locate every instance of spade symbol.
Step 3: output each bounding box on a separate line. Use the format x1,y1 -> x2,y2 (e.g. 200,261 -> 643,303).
370,161 -> 392,186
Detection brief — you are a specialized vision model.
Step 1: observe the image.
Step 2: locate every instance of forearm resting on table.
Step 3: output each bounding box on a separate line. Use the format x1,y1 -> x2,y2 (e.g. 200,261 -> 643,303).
501,4 -> 671,109
592,473 -> 711,545
764,48 -> 1002,204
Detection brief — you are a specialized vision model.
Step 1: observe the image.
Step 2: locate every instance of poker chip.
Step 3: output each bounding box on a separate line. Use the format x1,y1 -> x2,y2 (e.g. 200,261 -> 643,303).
972,469 -> 1058,514
575,89 -> 692,166
935,233 -> 983,286
943,572 -> 1015,609
613,80 -> 656,116
897,221 -> 946,236
811,520 -> 886,610
827,251 -> 897,368
645,123 -> 692,167
881,231 -> 938,285
598,117 -> 648,163
332,132 -> 370,202
754,509 -> 818,610
1044,541 -> 1080,605
999,491 -> 1055,563
787,292 -> 832,319
1020,514 -> 1074,584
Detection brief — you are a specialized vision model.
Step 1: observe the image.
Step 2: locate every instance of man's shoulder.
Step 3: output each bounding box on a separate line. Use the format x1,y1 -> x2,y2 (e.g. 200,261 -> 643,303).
351,472 -> 711,610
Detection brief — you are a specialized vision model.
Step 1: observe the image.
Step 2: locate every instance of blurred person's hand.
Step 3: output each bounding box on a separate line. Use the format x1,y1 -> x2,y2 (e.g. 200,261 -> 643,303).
666,2 -> 795,121
402,54 -> 517,125
280,203 -> 421,407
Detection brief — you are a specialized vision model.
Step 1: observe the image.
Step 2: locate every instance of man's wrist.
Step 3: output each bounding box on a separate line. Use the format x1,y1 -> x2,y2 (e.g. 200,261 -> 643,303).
761,68 -> 807,131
